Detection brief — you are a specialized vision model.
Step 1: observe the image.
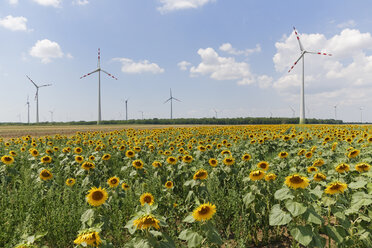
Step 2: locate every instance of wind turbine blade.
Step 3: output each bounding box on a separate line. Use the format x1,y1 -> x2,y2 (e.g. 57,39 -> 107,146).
293,27 -> 304,51
173,97 -> 181,102
80,69 -> 99,79
164,98 -> 171,104
101,69 -> 118,80
288,54 -> 304,73
39,83 -> 52,88
97,48 -> 100,68
26,75 -> 38,88
307,51 -> 332,56
170,88 -> 172,98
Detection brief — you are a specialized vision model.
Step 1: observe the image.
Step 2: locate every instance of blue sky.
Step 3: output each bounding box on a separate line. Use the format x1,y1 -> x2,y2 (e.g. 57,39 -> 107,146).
1,0 -> 372,123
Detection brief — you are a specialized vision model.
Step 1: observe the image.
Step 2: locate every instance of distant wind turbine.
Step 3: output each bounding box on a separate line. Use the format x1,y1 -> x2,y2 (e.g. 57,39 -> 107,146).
26,75 -> 52,124
138,111 -> 144,120
288,27 -> 332,124
360,107 -> 363,123
80,48 -> 118,125
26,95 -> 30,124
289,106 -> 296,118
124,98 -> 129,121
164,88 -> 181,119
333,105 -> 338,120
49,110 -> 54,123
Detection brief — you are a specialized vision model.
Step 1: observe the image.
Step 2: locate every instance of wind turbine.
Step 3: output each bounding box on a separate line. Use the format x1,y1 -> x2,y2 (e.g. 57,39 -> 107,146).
138,111 -> 144,120
333,105 -> 338,120
164,88 -> 181,119
124,98 -> 129,121
288,27 -> 332,124
26,75 -> 52,124
49,110 -> 54,123
80,48 -> 118,125
26,95 -> 30,124
360,107 -> 363,123
289,106 -> 296,118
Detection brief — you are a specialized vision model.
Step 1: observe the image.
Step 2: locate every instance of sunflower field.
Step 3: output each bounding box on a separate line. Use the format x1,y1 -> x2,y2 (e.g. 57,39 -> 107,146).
0,125 -> 371,248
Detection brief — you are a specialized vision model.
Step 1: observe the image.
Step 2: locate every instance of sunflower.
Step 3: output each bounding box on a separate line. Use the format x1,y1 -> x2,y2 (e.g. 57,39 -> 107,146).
313,173 -> 326,182
133,215 -> 160,230
152,161 -> 162,168
75,155 -> 84,163
66,178 -> 76,186
297,149 -> 306,156
242,154 -> 251,161
324,182 -> 348,195
220,150 -> 231,156
74,231 -> 102,247
183,155 -> 193,163
122,183 -> 130,190
102,154 -> 111,161
30,149 -> 39,157
249,170 -> 266,181
335,163 -> 350,173
166,156 -> 177,165
297,137 -> 304,143
193,169 -> 208,180
208,158 -> 218,167
133,146 -> 141,152
86,187 -> 108,207
278,151 -> 288,158
39,169 -> 53,181
355,162 -> 371,172
1,155 -> 14,165
132,159 -> 144,169
165,181 -> 174,189
223,157 -> 235,166
284,174 -> 309,189
74,147 -> 83,154
140,192 -> 155,206
331,142 -> 338,151
82,161 -> 95,171
312,159 -> 324,167
45,149 -> 53,155
40,155 -> 52,164
307,166 -> 318,173
192,203 -> 216,222
197,145 -> 206,152
257,161 -> 269,171
107,176 -> 120,188
89,155 -> 95,161
347,149 -> 360,159
305,152 -> 313,159
264,173 -> 277,181
125,150 -> 135,158
9,151 -> 17,157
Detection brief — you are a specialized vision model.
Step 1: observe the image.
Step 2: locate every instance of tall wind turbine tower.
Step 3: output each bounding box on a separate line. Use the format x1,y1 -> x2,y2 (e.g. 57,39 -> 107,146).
289,106 -> 296,118
164,88 -> 181,119
125,98 -> 129,121
26,95 -> 30,124
80,49 -> 118,125
26,76 -> 52,124
288,27 -> 332,124
333,105 -> 338,120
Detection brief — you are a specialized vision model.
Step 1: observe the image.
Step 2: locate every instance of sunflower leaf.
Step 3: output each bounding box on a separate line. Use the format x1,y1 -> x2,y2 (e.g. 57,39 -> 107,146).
183,214 -> 195,223
349,180 -> 367,189
285,200 -> 307,217
290,225 -> 313,246
269,204 -> 292,226
243,192 -> 255,206
179,229 -> 203,248
274,187 -> 294,201
81,209 -> 95,227
303,207 -> 323,225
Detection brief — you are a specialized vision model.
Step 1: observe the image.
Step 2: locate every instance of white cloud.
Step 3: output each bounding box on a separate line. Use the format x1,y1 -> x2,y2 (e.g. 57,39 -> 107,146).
73,0 -> 89,5
337,20 -> 356,29
29,39 -> 64,63
178,61 -> 191,71
8,0 -> 19,5
273,28 -> 372,117
189,47 -> 255,84
0,15 -> 28,31
219,43 -> 261,56
33,0 -> 61,7
114,58 -> 165,74
66,53 -> 73,59
157,0 -> 215,14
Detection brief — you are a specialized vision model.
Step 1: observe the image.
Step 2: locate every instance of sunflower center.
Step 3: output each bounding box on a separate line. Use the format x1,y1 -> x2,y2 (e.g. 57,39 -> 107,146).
259,163 -> 267,169
41,171 -> 50,177
143,217 -> 156,225
144,196 -> 152,203
358,164 -> 368,169
166,182 -> 172,187
199,206 -> 210,215
111,179 -> 118,184
330,184 -> 342,190
196,172 -> 206,178
92,191 -> 104,201
4,157 -> 12,161
289,176 -> 303,184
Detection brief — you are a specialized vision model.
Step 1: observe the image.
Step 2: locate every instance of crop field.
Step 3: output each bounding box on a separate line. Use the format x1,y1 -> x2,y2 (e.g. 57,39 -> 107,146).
0,125 -> 371,248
